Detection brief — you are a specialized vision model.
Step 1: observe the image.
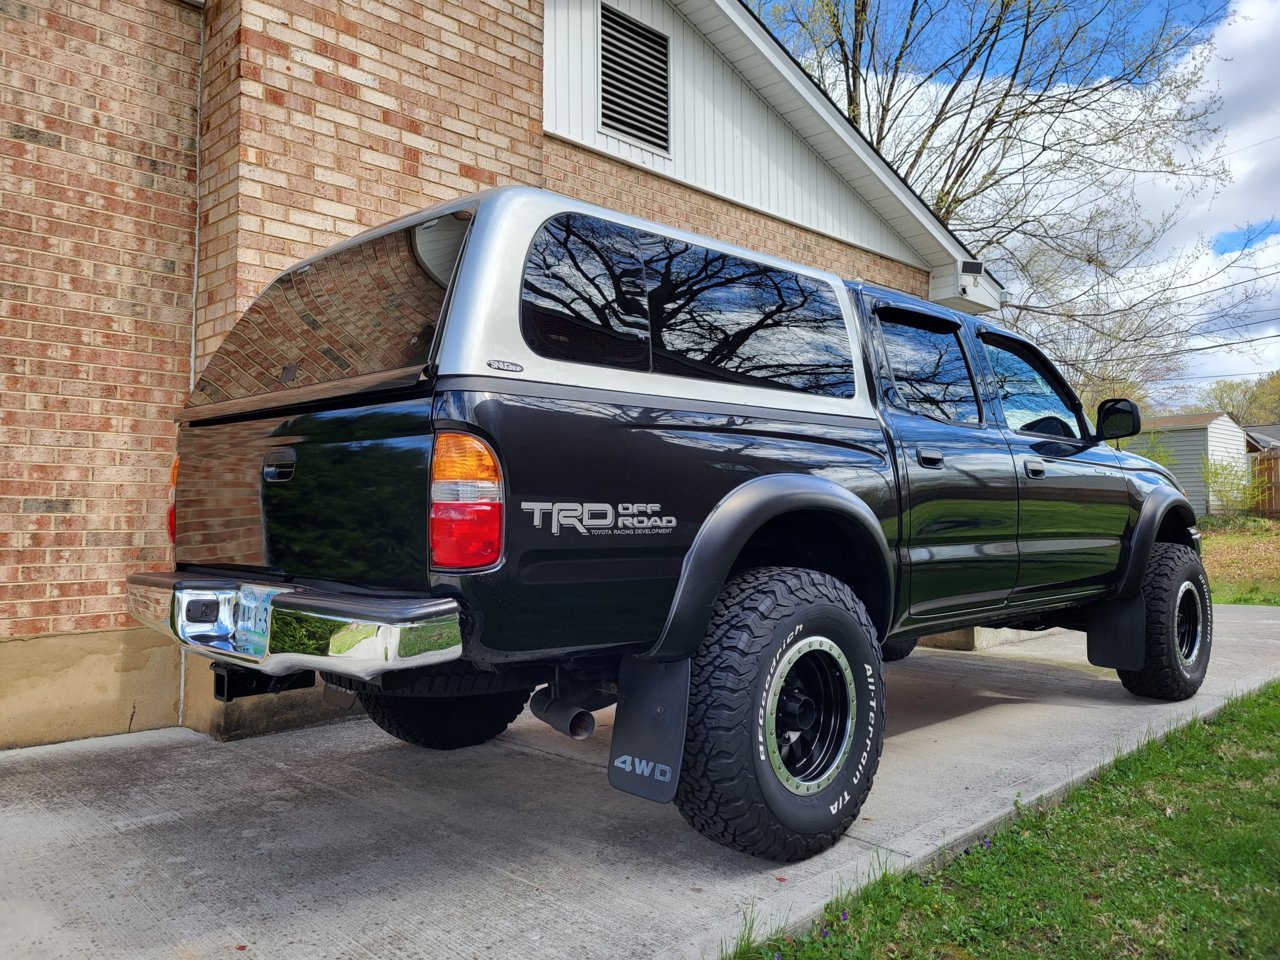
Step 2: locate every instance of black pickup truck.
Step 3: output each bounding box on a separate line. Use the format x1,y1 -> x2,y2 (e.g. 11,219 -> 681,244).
127,186 -> 1211,861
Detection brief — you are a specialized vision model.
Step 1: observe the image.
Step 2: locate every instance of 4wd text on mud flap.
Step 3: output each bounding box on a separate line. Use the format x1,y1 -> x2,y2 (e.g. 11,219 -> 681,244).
613,754 -> 672,782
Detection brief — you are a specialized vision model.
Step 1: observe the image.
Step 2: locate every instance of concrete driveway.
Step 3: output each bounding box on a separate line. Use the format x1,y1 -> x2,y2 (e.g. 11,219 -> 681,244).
3,604 -> 1277,960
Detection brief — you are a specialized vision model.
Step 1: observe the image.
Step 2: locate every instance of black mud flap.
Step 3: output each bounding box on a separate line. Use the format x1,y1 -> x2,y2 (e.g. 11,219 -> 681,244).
1086,593 -> 1146,670
608,657 -> 690,803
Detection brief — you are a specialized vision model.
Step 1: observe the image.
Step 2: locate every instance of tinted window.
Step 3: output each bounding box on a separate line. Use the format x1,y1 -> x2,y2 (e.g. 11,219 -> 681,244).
642,235 -> 855,397
521,214 -> 649,371
878,317 -> 980,423
983,338 -> 1081,439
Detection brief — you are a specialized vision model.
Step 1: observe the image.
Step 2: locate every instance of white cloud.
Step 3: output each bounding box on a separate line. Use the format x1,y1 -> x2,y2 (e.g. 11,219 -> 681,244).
1134,0 -> 1280,391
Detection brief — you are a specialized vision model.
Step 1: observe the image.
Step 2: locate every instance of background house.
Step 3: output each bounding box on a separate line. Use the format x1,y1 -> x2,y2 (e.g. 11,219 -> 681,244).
1,0 -> 998,748
1127,412 -> 1251,515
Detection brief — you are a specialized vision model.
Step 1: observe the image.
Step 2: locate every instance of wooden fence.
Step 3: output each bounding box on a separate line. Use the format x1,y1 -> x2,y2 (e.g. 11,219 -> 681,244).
1256,450 -> 1280,517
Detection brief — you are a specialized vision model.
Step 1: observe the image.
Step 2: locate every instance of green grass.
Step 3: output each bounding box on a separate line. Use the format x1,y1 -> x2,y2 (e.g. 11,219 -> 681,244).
1212,581 -> 1280,606
730,682 -> 1280,960
328,622 -> 378,655
1202,526 -> 1280,606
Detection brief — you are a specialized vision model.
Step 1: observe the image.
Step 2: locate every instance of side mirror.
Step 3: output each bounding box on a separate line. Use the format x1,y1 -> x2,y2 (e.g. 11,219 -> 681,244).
1096,398 -> 1141,441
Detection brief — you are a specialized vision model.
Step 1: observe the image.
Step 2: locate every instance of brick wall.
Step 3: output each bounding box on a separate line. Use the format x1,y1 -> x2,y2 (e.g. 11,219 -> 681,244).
195,0 -> 545,367
193,0 -> 243,377
0,0 -> 201,640
0,0 -> 935,744
543,136 -> 930,297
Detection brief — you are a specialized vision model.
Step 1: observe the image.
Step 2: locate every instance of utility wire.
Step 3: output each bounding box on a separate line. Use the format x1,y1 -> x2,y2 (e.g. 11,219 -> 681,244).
1189,313 -> 1280,334
1070,328 -> 1280,367
1153,369 -> 1277,383
1071,367 -> 1275,384
1132,133 -> 1280,187
1011,266 -> 1280,318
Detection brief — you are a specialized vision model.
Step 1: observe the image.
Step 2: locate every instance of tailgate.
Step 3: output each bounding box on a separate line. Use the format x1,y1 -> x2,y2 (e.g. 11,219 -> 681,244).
175,399 -> 434,590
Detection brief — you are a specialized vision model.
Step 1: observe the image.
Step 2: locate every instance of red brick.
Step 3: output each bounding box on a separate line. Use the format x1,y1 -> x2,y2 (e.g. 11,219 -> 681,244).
2,0 -> 198,641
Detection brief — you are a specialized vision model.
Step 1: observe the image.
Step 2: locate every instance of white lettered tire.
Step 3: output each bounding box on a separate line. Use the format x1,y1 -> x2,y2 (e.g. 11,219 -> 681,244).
675,566 -> 884,861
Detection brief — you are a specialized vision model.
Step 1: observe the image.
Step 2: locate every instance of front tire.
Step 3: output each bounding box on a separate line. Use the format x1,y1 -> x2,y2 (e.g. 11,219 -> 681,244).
676,566 -> 884,861
359,688 -> 531,749
1117,543 -> 1212,701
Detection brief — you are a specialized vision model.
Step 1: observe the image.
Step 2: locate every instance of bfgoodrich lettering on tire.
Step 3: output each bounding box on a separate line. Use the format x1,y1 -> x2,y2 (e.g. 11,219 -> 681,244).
675,566 -> 884,861
1118,543 -> 1213,701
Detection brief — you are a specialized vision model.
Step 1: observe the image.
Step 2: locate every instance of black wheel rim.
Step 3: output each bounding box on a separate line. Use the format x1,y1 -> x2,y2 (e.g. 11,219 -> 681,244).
764,636 -> 855,796
1175,581 -> 1203,666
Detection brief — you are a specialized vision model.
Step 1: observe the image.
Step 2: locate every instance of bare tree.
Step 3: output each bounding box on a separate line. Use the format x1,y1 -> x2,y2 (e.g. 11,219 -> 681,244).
757,0 -> 1271,403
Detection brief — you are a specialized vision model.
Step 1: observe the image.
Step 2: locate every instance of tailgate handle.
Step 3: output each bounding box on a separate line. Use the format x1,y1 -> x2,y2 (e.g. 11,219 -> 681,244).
262,449 -> 296,482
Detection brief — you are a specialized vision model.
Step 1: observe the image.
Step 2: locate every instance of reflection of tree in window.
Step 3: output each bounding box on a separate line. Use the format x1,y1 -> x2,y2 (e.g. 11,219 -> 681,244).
879,320 -> 980,423
521,214 -> 649,371
984,341 -> 1079,438
641,234 -> 854,397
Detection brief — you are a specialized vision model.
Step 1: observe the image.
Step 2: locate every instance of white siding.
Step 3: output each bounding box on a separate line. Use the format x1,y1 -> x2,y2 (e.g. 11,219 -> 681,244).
1130,416 -> 1249,514
1206,417 -> 1249,468
1130,428 -> 1210,514
1205,417 -> 1250,513
544,0 -> 928,269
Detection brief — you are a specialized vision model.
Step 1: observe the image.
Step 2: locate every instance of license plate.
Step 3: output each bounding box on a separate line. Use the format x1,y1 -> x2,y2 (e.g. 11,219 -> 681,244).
234,585 -> 286,659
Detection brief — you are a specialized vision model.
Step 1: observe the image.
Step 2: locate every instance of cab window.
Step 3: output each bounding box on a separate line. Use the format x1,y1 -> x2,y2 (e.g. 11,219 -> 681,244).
982,337 -> 1082,439
877,313 -> 981,424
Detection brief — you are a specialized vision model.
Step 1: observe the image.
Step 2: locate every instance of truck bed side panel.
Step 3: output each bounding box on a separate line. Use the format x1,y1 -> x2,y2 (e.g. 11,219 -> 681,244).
431,381 -> 895,662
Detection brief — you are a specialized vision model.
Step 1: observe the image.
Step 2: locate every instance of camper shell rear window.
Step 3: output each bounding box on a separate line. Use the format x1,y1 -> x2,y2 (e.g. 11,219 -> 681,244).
189,213 -> 470,408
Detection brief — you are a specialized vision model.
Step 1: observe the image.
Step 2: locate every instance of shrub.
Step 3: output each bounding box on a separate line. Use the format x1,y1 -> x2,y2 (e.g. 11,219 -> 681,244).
1201,456 -> 1268,516
1197,514 -> 1277,534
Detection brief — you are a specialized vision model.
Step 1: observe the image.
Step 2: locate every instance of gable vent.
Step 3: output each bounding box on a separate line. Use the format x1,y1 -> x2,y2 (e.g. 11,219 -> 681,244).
600,4 -> 670,152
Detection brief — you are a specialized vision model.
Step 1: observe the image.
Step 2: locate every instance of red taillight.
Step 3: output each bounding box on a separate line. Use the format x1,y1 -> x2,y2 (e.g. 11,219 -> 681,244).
429,433 -> 502,569
430,502 -> 503,568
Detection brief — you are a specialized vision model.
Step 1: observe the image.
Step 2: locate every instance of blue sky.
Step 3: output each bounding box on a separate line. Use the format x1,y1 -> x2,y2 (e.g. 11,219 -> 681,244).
1211,221 -> 1280,256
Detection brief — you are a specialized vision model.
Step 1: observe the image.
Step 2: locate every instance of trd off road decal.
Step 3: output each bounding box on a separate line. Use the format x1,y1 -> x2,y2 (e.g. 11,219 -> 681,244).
520,502 -> 676,536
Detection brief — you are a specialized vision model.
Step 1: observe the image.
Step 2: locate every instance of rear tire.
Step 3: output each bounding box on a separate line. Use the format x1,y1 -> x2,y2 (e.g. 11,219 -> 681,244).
359,688 -> 531,749
676,566 -> 884,861
1117,543 -> 1212,701
880,636 -> 918,662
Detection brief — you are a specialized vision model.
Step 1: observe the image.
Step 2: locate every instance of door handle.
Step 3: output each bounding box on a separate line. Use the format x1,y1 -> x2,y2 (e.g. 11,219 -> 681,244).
1024,458 -> 1046,479
916,446 -> 945,469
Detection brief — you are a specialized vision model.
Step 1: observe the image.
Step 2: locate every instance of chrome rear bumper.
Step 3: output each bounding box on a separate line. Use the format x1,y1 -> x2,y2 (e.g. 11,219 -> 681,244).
126,572 -> 462,681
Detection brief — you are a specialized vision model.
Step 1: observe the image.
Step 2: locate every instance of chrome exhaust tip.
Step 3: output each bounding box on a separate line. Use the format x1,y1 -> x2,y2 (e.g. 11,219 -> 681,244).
530,686 -> 596,740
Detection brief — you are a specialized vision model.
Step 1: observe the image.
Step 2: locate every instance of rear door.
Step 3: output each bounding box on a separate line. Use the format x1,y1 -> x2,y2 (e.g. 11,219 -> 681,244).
870,304 -> 1019,617
976,333 -> 1129,599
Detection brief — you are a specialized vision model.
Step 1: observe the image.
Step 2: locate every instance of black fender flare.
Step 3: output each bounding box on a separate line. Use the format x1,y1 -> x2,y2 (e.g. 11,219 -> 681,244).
642,473 -> 894,660
1114,486 -> 1198,599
